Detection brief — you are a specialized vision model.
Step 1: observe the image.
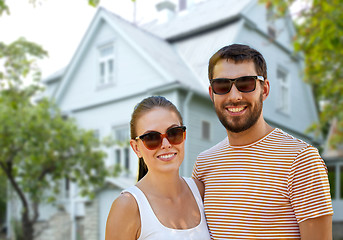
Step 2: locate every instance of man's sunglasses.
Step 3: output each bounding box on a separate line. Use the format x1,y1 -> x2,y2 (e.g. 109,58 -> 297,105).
135,126 -> 186,150
210,76 -> 264,95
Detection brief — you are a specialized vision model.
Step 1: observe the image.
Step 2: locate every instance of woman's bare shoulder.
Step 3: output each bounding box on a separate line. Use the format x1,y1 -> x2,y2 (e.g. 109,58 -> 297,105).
105,192 -> 140,240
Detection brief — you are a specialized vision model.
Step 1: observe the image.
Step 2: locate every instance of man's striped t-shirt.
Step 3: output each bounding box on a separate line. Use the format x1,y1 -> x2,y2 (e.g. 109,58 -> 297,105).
192,128 -> 333,239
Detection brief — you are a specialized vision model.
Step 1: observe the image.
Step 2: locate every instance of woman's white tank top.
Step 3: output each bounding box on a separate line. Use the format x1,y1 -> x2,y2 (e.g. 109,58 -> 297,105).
122,177 -> 211,240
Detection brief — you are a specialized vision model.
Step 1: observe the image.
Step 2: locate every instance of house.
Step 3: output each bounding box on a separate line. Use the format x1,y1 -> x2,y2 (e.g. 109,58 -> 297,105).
7,0 -> 324,239
322,118 -> 343,239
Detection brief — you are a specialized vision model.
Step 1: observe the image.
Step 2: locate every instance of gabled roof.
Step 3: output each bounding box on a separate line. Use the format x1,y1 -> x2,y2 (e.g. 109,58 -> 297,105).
323,118 -> 343,160
102,8 -> 207,92
43,67 -> 66,83
142,0 -> 254,40
52,7 -> 208,103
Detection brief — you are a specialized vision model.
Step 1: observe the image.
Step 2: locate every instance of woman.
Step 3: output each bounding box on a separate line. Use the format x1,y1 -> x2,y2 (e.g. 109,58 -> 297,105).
105,96 -> 210,240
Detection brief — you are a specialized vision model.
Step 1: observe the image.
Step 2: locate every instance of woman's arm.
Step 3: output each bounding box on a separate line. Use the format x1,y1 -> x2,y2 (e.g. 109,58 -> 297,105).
105,192 -> 141,240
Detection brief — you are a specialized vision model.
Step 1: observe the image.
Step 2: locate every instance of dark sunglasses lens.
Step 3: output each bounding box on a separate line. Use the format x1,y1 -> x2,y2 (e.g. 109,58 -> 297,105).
166,127 -> 185,145
236,76 -> 256,92
141,132 -> 162,150
212,79 -> 232,95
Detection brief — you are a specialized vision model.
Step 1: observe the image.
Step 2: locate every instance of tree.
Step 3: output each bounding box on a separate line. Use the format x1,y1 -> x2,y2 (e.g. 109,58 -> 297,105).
0,1 -> 112,239
0,26 -> 108,240
260,0 -> 343,146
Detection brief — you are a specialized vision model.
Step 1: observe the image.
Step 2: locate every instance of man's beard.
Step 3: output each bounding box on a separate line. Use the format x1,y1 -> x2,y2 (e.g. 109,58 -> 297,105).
215,92 -> 263,133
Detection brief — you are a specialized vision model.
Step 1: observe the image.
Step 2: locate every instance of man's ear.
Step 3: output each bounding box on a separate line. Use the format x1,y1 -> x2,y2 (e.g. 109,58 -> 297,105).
209,86 -> 214,102
262,79 -> 270,101
130,139 -> 142,158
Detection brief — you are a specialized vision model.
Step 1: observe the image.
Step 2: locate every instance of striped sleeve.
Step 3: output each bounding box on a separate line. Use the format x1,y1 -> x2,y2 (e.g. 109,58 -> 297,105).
288,146 -> 333,223
192,156 -> 202,182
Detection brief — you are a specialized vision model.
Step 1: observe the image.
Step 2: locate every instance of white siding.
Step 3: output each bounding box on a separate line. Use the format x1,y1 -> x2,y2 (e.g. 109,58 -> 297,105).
236,26 -> 318,139
98,188 -> 121,240
181,95 -> 227,177
70,96 -> 145,175
59,22 -> 166,112
173,21 -> 243,86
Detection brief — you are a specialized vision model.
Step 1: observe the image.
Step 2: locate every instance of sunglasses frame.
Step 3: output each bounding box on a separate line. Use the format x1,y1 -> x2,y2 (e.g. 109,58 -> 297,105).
210,76 -> 264,95
135,126 -> 186,150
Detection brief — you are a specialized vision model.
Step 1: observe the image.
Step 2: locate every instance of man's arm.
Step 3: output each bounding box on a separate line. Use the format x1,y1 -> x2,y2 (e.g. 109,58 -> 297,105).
299,215 -> 332,240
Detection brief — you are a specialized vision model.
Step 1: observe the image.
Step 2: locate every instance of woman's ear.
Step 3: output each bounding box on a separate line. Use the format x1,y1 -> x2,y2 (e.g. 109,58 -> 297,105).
130,139 -> 142,158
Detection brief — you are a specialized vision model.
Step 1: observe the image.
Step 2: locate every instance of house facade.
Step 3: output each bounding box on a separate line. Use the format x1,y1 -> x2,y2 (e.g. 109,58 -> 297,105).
7,0 -> 327,239
322,119 -> 343,239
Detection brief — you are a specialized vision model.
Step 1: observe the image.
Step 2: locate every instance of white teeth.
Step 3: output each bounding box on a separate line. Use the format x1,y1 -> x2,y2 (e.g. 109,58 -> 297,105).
159,153 -> 175,159
228,107 -> 244,113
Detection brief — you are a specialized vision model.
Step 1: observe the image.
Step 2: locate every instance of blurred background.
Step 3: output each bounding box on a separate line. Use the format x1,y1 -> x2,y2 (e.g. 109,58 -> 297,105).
0,0 -> 342,239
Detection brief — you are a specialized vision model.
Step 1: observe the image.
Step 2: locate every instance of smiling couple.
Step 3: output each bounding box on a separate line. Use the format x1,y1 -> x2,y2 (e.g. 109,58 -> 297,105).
106,44 -> 333,240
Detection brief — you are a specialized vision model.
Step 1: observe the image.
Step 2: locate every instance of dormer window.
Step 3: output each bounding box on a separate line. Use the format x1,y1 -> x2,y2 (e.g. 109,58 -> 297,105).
98,44 -> 114,85
266,5 -> 277,40
268,25 -> 277,39
277,68 -> 290,114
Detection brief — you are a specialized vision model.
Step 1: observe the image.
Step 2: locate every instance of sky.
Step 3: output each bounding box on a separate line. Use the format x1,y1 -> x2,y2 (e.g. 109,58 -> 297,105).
0,0 -> 166,79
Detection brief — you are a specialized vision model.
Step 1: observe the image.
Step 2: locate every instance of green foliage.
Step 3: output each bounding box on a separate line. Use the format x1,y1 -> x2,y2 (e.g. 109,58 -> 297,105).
0,174 -> 6,225
0,87 -> 109,202
0,37 -> 48,87
113,163 -> 122,177
0,1 -> 110,239
261,0 -> 343,146
0,0 -> 9,16
0,35 -> 108,239
327,167 -> 336,198
11,219 -> 24,240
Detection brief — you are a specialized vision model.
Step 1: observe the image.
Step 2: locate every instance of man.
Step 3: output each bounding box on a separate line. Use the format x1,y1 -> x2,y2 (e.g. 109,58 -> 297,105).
192,44 -> 333,239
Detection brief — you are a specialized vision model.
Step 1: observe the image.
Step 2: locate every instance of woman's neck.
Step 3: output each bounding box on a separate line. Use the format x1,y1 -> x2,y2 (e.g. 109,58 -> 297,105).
137,172 -> 185,199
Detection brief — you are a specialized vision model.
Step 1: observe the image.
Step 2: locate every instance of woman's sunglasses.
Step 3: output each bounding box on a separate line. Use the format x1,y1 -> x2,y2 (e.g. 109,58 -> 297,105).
210,76 -> 264,95
135,126 -> 186,150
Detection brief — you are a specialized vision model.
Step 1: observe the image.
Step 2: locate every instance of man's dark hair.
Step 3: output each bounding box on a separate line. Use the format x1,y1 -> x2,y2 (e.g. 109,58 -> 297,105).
208,44 -> 267,80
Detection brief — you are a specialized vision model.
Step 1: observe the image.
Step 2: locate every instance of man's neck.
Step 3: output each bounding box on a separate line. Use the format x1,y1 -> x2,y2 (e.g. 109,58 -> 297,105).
227,118 -> 274,146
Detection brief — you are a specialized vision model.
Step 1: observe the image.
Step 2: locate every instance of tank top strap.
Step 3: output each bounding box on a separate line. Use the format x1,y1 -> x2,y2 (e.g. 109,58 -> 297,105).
122,180 -> 211,240
182,177 -> 204,211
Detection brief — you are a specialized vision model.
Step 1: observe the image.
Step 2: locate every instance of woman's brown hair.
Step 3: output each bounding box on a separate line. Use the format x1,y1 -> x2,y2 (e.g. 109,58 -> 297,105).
130,96 -> 183,181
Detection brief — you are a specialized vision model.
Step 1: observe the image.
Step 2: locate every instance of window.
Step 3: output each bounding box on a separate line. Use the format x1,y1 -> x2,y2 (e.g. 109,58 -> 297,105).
65,177 -> 70,197
114,127 -> 129,144
60,177 -> 70,199
124,148 -> 130,170
98,44 -> 114,85
93,129 -> 100,140
327,166 -> 336,199
113,126 -> 130,172
202,121 -> 210,140
277,69 -> 289,113
340,166 -> 343,199
115,149 -> 121,165
268,26 -> 276,39
266,5 -> 277,40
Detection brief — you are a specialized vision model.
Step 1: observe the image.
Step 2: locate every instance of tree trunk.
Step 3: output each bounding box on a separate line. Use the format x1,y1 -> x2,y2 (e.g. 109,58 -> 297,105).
21,211 -> 34,240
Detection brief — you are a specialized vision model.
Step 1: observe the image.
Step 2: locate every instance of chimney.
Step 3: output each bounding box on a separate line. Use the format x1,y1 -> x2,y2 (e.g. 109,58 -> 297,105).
156,0 -> 176,23
179,0 -> 187,11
